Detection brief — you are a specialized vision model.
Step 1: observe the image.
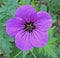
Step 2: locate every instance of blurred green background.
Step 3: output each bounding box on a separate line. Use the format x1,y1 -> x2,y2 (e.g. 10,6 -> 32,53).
0,0 -> 60,58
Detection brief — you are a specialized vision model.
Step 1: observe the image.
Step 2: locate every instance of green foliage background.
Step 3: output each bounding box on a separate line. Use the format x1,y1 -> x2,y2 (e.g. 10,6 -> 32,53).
0,0 -> 60,58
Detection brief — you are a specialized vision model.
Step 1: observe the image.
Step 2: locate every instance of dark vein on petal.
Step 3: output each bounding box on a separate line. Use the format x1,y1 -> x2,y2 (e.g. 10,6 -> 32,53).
33,31 -> 41,42
35,21 -> 52,26
35,29 -> 48,41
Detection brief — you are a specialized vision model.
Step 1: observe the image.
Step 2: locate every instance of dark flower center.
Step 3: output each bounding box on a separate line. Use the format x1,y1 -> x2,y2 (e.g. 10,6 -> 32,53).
24,22 -> 35,32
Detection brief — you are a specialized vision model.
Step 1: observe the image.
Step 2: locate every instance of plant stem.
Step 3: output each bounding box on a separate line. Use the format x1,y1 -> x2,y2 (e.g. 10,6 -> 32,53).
22,51 -> 29,58
13,51 -> 22,58
31,50 -> 37,58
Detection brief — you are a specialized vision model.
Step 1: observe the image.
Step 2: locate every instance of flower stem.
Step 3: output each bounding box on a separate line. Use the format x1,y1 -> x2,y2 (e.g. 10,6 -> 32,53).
22,51 -> 30,58
31,50 -> 37,58
13,51 -> 22,58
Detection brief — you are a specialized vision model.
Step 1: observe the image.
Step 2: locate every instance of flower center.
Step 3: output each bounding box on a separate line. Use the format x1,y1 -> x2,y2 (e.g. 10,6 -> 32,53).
24,22 -> 35,32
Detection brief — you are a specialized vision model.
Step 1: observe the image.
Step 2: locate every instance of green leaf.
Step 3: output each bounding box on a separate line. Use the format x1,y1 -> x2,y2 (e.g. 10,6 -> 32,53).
3,0 -> 18,6
0,15 -> 5,20
48,27 -> 55,37
20,0 -> 31,5
0,36 -> 12,54
3,33 -> 14,42
36,7 -> 40,12
31,0 -> 35,7
24,0 -> 31,4
6,36 -> 14,42
0,6 -> 6,13
49,0 -> 60,13
44,43 -> 58,58
26,54 -> 33,58
0,12 -> 7,20
40,4 -> 47,11
56,47 -> 60,58
39,39 -> 58,58
20,0 -> 26,5
10,44 -> 22,58
51,13 -> 57,23
48,27 -> 57,43
0,27 -> 13,54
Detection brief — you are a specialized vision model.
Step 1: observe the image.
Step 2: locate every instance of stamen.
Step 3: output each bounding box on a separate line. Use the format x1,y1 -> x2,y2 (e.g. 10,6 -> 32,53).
24,22 -> 35,32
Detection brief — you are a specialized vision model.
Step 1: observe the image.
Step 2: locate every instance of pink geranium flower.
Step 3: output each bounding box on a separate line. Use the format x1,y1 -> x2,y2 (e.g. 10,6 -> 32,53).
6,5 -> 52,51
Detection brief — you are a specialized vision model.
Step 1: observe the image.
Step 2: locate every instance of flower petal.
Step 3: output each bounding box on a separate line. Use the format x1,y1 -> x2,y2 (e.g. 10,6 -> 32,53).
15,5 -> 37,22
15,30 -> 33,51
35,11 -> 52,31
6,17 -> 24,37
30,29 -> 48,48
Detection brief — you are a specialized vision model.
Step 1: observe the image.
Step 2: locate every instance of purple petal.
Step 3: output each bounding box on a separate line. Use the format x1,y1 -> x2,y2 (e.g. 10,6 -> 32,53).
15,5 -> 37,22
30,29 -> 48,48
34,11 -> 52,31
15,30 -> 33,51
6,17 -> 24,37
